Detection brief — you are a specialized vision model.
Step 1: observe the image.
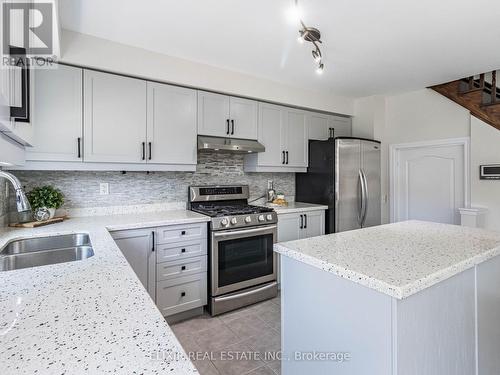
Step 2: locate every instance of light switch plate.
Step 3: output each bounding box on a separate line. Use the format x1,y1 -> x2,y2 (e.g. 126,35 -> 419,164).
99,183 -> 109,195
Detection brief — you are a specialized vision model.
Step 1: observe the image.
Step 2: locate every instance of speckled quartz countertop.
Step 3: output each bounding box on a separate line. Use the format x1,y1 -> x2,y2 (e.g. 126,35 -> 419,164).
0,210 -> 210,375
262,202 -> 328,215
274,220 -> 500,299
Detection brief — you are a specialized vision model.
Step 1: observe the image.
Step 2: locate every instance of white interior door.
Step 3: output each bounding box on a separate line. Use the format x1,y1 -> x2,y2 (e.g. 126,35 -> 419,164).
392,139 -> 468,224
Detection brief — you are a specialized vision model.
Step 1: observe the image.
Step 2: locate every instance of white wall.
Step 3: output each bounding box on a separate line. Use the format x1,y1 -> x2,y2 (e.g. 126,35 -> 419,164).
471,116 -> 500,231
354,89 -> 471,223
60,30 -> 354,115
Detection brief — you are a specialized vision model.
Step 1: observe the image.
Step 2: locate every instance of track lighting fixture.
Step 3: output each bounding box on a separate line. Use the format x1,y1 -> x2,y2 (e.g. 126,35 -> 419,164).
293,0 -> 325,73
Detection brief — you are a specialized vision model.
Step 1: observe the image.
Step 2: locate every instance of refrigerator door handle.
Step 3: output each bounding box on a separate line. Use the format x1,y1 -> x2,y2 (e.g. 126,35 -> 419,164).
360,169 -> 369,227
358,169 -> 367,226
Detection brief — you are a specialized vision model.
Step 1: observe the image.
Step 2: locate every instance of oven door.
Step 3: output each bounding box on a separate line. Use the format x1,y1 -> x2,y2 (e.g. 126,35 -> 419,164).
211,224 -> 277,296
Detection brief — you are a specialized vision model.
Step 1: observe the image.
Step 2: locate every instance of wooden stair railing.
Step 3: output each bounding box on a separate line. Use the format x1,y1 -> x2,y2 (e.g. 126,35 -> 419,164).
430,69 -> 500,131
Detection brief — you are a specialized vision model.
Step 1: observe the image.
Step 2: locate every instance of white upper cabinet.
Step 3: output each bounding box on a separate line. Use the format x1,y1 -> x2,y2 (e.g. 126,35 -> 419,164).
84,70 -> 147,163
307,112 -> 352,140
229,97 -> 258,139
255,102 -> 284,167
285,108 -> 308,168
197,91 -> 230,137
244,103 -> 308,172
147,83 -> 197,166
197,91 -> 258,140
329,115 -> 352,138
27,65 -> 83,162
307,112 -> 331,140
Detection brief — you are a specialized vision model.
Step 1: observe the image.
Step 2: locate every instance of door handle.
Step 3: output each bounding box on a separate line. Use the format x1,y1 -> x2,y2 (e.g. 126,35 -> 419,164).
226,119 -> 230,135
148,142 -> 152,160
299,214 -> 303,229
285,151 -> 289,165
282,151 -> 285,164
77,137 -> 81,158
231,119 -> 234,135
142,142 -> 145,160
304,214 -> 307,229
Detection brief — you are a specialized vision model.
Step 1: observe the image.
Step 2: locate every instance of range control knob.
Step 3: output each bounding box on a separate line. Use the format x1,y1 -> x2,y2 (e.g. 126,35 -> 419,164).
221,218 -> 229,227
230,217 -> 238,225
245,216 -> 252,224
266,214 -> 273,221
258,215 -> 265,222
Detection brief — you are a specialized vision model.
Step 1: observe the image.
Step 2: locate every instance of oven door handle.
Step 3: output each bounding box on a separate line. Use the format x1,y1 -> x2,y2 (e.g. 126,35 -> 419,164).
212,225 -> 277,238
214,282 -> 278,302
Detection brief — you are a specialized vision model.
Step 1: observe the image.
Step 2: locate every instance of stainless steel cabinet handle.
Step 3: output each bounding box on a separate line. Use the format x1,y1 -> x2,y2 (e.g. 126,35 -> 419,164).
299,214 -> 303,229
231,119 -> 234,135
151,231 -> 155,252
77,137 -> 81,158
285,151 -> 289,165
304,214 -> 307,229
141,142 -> 145,160
282,151 -> 285,164
226,119 -> 230,135
148,142 -> 152,160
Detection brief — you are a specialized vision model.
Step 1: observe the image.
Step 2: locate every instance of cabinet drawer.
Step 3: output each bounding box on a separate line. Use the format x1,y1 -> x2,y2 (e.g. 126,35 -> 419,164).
156,240 -> 207,263
155,223 -> 207,244
157,256 -> 207,281
156,273 -> 207,316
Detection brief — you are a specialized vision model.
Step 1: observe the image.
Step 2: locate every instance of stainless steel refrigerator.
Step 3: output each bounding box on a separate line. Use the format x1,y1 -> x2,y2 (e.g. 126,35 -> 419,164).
296,137 -> 381,233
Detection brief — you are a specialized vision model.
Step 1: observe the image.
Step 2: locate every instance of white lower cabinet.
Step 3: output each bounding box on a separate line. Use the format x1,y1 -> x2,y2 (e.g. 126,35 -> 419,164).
156,273 -> 207,316
276,209 -> 326,286
112,222 -> 208,317
277,209 -> 326,242
111,228 -> 156,301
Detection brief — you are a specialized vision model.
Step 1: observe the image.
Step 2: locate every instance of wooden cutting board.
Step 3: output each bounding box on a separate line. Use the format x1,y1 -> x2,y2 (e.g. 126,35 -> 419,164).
9,216 -> 67,228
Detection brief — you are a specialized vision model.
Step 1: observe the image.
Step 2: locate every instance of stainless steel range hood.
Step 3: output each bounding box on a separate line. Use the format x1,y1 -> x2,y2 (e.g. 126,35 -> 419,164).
197,136 -> 265,154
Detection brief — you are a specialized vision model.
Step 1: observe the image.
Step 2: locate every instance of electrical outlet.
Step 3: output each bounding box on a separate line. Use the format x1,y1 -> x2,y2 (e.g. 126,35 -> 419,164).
99,183 -> 109,195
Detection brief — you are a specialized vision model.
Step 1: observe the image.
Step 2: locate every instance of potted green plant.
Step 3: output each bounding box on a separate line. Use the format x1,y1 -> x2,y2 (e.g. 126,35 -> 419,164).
27,185 -> 64,219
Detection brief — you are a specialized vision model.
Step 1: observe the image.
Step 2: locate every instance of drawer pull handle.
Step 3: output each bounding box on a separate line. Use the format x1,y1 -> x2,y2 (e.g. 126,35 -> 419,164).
181,266 -> 186,271
181,230 -> 186,235
181,292 -> 186,297
181,248 -> 186,253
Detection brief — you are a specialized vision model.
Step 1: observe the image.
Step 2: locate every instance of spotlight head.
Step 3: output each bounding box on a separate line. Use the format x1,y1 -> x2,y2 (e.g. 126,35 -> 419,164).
312,49 -> 322,63
316,63 -> 324,74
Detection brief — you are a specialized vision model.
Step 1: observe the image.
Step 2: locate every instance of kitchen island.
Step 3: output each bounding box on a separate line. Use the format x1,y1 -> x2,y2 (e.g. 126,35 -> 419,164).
274,221 -> 500,375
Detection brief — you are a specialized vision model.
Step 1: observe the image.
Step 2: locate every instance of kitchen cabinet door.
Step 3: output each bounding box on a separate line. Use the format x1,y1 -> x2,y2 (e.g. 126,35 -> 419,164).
277,213 -> 302,242
84,70 -> 147,163
256,102 -> 285,166
329,115 -> 352,137
197,91 -> 230,137
112,229 -> 156,301
147,83 -> 197,166
301,210 -> 325,239
285,109 -> 308,168
229,96 -> 258,140
27,65 -> 83,162
307,112 -> 330,140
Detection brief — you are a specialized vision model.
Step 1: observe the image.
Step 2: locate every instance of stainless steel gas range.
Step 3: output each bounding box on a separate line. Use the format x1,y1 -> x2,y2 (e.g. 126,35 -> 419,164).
189,185 -> 278,316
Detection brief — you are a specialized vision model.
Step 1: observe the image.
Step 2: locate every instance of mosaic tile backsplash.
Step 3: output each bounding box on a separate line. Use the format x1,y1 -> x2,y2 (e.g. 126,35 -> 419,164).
2,152 -> 295,223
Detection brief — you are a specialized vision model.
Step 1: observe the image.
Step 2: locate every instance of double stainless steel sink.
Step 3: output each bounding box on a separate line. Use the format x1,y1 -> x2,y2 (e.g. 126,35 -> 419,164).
0,234 -> 94,272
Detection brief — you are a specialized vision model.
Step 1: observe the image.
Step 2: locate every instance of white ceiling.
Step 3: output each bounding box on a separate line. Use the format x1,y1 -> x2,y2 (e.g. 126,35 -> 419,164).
59,0 -> 500,98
